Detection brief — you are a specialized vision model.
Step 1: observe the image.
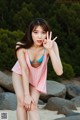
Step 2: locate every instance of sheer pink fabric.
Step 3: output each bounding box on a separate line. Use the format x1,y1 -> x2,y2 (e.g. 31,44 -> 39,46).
12,50 -> 48,94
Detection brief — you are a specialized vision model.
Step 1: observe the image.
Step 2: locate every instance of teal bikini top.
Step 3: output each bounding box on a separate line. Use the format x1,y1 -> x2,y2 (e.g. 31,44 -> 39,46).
30,50 -> 45,64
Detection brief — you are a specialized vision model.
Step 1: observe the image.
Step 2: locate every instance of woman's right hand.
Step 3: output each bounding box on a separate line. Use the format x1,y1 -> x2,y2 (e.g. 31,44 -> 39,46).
24,94 -> 35,111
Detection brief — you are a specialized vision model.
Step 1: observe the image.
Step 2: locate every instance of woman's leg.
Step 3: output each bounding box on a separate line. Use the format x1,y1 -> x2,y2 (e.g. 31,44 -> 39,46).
12,72 -> 28,120
28,85 -> 41,120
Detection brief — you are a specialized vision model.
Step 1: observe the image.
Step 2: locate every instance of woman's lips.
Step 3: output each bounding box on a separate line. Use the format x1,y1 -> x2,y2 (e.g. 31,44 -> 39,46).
37,40 -> 43,43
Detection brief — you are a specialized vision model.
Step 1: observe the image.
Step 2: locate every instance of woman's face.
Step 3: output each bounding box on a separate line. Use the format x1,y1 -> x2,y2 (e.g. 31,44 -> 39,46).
31,25 -> 47,47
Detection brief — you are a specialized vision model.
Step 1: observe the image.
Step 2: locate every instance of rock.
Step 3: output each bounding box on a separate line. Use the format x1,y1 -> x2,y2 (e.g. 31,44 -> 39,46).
40,80 -> 66,102
71,96 -> 80,107
54,115 -> 80,120
0,92 -> 17,110
0,87 -> 4,93
65,83 -> 80,99
0,71 -> 14,92
58,106 -> 80,116
38,99 -> 45,105
44,97 -> 77,111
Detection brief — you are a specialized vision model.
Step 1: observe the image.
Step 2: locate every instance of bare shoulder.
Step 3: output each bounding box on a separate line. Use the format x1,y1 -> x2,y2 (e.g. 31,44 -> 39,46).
16,47 -> 28,68
16,47 -> 26,56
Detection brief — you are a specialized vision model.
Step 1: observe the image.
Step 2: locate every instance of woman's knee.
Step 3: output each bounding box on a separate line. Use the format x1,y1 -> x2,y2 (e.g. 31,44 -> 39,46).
17,96 -> 25,108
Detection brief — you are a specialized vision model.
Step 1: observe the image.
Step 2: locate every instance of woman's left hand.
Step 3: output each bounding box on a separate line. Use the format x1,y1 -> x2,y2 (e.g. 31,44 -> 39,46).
43,31 -> 57,51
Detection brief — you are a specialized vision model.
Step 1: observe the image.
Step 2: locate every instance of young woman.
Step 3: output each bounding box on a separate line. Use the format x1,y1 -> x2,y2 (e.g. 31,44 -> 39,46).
12,18 -> 63,120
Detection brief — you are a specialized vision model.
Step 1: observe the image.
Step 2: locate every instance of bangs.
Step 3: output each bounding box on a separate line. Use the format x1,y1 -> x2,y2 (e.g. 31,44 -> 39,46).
32,24 -> 49,32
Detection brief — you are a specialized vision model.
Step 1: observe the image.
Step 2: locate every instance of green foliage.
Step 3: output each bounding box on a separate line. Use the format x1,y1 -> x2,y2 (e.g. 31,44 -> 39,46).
47,59 -> 59,81
13,3 -> 34,31
48,60 -> 75,81
0,29 -> 24,70
62,62 -> 75,79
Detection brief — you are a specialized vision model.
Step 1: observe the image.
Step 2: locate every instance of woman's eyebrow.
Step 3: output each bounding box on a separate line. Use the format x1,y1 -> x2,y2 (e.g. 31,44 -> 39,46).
33,29 -> 37,31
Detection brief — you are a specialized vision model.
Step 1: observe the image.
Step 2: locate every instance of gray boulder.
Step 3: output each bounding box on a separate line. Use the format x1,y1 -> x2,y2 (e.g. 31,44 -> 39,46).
0,71 -> 14,92
65,83 -> 80,99
38,99 -> 45,105
40,80 -> 66,102
58,106 -> 80,116
0,87 -> 4,93
0,92 -> 17,110
71,96 -> 80,107
44,97 -> 77,111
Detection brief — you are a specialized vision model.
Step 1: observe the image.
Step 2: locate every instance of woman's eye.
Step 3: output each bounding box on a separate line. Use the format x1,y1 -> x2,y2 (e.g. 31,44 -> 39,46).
42,31 -> 46,34
33,31 -> 46,34
33,31 -> 38,33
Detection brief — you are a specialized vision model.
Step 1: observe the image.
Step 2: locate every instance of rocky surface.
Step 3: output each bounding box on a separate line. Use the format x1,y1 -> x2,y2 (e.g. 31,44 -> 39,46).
40,80 -> 66,102
0,70 -> 80,120
65,83 -> 80,99
0,92 -> 17,110
71,96 -> 80,107
0,86 -> 4,93
44,97 -> 77,111
0,71 -> 14,92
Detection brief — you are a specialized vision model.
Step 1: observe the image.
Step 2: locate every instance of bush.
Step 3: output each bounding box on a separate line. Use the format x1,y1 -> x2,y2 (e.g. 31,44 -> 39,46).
0,29 -> 24,70
47,60 -> 75,81
62,62 -> 75,79
47,59 -> 63,82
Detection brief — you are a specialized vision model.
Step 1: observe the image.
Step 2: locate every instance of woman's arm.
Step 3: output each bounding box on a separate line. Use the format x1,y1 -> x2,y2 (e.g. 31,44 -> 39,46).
16,48 -> 35,110
48,41 -> 63,76
43,32 -> 63,76
16,48 -> 30,95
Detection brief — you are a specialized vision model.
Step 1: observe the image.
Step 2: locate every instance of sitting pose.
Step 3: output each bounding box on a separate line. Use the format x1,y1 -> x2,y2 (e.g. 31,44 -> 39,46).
12,18 -> 63,120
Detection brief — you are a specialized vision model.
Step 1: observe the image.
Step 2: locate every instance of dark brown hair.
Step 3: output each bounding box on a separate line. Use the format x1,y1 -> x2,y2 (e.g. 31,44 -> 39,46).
15,18 -> 50,52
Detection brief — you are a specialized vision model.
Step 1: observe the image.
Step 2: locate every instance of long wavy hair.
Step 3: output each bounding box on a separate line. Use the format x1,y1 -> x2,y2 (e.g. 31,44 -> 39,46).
15,18 -> 51,52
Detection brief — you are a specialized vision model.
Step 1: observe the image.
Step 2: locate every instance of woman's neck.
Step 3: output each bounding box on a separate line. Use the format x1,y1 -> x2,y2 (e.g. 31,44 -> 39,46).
32,44 -> 43,48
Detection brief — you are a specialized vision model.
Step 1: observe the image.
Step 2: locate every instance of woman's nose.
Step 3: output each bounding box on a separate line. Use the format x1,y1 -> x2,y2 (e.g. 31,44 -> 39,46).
38,34 -> 42,39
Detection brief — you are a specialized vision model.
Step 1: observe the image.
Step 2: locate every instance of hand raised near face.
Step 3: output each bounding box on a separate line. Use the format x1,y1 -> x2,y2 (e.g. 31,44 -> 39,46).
43,31 -> 57,51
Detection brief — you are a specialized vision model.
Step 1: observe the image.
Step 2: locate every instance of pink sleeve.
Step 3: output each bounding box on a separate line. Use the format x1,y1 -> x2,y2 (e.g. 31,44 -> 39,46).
11,61 -> 22,75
